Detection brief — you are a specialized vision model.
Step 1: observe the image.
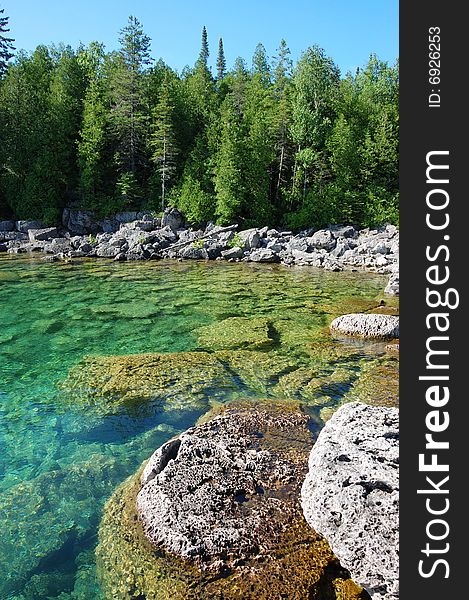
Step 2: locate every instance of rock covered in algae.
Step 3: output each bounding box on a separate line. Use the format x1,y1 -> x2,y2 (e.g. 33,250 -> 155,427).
344,357 -> 399,408
330,314 -> 399,340
195,316 -> 275,350
97,400 -> 367,599
61,351 -> 234,413
301,402 -> 399,600
0,455 -> 123,598
60,350 -> 305,414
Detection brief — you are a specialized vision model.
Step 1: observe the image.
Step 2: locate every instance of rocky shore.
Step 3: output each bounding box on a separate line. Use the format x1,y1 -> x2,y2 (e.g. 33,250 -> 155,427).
0,207 -> 399,295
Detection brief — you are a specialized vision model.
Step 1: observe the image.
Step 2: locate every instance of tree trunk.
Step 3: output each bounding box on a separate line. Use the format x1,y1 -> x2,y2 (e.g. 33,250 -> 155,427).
276,144 -> 285,205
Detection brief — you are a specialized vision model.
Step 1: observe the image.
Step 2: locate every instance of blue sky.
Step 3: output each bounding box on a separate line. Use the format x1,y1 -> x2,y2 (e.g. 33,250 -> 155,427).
3,1 -> 398,76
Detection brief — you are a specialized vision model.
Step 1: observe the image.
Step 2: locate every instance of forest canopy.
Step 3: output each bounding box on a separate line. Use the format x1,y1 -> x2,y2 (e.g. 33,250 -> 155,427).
0,14 -> 399,229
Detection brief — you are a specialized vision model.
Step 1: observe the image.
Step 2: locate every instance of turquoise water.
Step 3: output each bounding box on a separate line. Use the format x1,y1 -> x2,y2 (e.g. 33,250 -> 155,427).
0,255 -> 389,599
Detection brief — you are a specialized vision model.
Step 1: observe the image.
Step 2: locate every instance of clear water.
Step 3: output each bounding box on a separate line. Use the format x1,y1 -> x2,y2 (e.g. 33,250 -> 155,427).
0,255 -> 390,599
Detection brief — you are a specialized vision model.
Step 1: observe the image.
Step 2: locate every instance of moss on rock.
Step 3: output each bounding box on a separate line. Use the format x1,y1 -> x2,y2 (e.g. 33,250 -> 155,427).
196,316 -> 276,350
61,352 -> 234,414
342,358 -> 399,409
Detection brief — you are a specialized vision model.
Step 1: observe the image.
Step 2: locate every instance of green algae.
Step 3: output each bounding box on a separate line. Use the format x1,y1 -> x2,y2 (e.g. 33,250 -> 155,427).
345,357 -> 399,408
196,316 -> 275,350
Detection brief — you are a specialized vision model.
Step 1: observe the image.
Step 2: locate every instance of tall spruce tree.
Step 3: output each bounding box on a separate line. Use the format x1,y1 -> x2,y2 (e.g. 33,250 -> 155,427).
0,8 -> 15,77
216,37 -> 226,80
197,26 -> 209,71
109,16 -> 152,203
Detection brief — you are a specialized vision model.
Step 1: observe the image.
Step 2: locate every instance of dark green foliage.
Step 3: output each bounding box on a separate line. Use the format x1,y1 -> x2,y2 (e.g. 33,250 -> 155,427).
0,8 -> 15,77
0,20 -> 398,227
216,38 -> 226,80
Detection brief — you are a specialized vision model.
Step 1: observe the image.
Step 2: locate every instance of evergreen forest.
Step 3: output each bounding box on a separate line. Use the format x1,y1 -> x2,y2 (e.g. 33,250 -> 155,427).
0,13 -> 399,229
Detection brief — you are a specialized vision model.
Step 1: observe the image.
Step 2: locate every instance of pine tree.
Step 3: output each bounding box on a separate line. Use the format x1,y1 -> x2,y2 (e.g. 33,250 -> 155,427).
196,26 -> 209,71
109,15 -> 152,199
216,37 -> 226,80
214,95 -> 246,223
252,43 -> 270,85
150,76 -> 178,210
272,39 -> 292,96
0,8 -> 15,77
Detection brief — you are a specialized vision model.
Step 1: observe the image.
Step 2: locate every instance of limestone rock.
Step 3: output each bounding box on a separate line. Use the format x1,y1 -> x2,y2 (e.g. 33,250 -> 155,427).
221,246 -> 244,260
196,316 -> 275,350
0,220 -> 15,231
385,272 -> 399,296
331,314 -> 399,339
237,228 -> 261,250
28,227 -> 60,242
246,248 -> 280,263
161,207 -> 185,232
301,402 -> 399,599
97,401 -> 366,599
16,220 -> 46,233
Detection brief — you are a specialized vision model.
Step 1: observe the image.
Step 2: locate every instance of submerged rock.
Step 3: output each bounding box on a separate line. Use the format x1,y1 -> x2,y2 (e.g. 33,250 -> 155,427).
0,455 -> 123,598
97,400 -> 366,599
301,402 -> 399,600
60,349 -> 305,415
344,358 -> 399,408
330,314 -> 399,339
61,352 -> 234,413
196,316 -> 276,350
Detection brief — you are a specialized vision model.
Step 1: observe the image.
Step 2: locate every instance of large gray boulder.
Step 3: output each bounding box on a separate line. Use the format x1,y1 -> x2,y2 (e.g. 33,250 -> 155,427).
221,246 -> 244,260
247,248 -> 280,263
0,220 -> 15,232
161,207 -> 185,232
179,244 -> 209,260
63,209 -> 100,235
331,314 -> 399,339
136,401 -> 313,564
308,229 -> 336,251
16,220 -> 46,233
301,402 -> 399,599
237,228 -> 261,250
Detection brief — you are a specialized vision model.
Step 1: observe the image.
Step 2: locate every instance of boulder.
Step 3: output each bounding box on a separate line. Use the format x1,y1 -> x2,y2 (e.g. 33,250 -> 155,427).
330,314 -> 399,339
221,246 -> 244,260
97,400 -> 365,599
96,240 -> 125,258
16,220 -> 46,233
301,402 -> 399,599
179,244 -> 209,260
288,236 -> 310,252
161,207 -> 185,232
28,227 -> 60,242
246,248 -> 280,263
63,210 -> 100,235
308,229 -> 336,251
237,228 -> 261,250
0,220 -> 15,232
330,225 -> 357,239
0,231 -> 28,242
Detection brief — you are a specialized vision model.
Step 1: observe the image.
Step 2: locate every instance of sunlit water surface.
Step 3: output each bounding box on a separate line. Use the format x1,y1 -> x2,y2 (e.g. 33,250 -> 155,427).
0,255 -> 390,599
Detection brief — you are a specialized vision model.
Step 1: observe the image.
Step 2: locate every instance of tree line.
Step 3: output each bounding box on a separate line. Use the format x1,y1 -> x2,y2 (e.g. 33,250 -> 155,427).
0,13 -> 399,229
